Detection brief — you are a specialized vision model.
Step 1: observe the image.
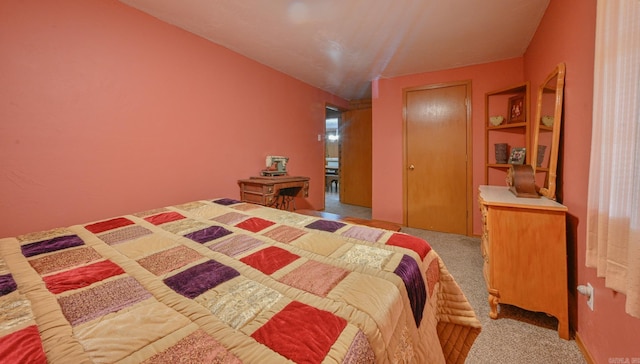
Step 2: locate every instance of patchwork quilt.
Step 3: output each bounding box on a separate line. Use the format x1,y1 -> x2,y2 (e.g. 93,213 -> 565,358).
0,198 -> 481,363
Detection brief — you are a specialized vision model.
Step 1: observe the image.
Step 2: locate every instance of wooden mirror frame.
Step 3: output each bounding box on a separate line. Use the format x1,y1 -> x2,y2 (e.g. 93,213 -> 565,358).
531,62 -> 566,200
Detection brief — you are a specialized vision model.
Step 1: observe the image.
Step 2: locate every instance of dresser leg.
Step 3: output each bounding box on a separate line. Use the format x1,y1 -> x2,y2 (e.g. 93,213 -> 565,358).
558,319 -> 570,340
488,294 -> 499,319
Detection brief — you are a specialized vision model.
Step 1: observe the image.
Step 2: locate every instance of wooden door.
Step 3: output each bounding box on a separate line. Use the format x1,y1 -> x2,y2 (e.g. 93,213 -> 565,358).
404,82 -> 471,234
340,108 -> 372,207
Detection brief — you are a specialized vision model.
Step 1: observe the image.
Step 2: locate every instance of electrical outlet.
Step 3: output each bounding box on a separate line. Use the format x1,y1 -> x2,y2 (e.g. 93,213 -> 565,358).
586,283 -> 594,311
577,283 -> 594,311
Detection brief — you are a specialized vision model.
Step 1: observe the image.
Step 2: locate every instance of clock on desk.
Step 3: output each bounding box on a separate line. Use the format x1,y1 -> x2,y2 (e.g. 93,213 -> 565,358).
506,164 -> 539,198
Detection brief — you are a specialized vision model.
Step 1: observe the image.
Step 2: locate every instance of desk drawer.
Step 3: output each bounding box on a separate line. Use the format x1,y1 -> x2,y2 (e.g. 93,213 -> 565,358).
242,184 -> 274,194
240,191 -> 275,205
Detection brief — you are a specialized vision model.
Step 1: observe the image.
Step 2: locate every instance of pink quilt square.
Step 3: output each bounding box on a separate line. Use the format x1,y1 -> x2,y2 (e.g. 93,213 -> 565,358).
341,225 -> 384,242
278,260 -> 348,297
137,246 -> 203,275
262,225 -> 306,243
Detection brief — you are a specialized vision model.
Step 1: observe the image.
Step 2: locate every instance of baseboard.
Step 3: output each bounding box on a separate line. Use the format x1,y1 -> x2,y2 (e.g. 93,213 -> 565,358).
575,332 -> 596,364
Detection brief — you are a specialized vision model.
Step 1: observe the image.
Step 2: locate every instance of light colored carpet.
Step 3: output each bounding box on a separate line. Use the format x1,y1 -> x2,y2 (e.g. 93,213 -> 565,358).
323,192 -> 586,363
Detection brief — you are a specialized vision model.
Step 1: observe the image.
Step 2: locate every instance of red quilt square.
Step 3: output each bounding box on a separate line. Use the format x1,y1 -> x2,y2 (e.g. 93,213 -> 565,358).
0,325 -> 46,364
251,301 -> 347,364
240,247 -> 299,275
43,260 -> 125,294
386,233 -> 432,260
85,217 -> 134,234
235,217 -> 275,232
144,211 -> 185,225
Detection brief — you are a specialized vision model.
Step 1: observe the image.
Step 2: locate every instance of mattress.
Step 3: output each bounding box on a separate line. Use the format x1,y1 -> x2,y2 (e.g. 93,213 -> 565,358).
0,198 -> 481,363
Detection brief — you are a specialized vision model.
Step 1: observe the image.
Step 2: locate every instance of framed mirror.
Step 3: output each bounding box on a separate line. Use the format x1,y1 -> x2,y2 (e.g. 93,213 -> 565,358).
531,62 -> 566,200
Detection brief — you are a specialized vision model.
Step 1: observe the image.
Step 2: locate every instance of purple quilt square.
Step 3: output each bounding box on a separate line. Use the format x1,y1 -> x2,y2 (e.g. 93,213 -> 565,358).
214,198 -> 241,206
184,226 -> 233,244
305,220 -> 346,233
394,255 -> 427,327
0,273 -> 17,296
21,235 -> 84,257
164,260 -> 240,299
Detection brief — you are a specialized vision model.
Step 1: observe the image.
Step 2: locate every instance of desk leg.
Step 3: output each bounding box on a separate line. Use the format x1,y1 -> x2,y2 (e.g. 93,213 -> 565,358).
278,195 -> 295,211
278,187 -> 301,211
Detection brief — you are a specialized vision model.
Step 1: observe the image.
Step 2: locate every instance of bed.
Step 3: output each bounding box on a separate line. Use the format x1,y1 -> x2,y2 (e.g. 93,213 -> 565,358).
0,198 -> 481,363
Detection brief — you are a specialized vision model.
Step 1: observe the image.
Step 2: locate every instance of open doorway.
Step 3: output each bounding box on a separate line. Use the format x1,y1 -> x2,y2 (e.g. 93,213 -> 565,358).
325,106 -> 341,208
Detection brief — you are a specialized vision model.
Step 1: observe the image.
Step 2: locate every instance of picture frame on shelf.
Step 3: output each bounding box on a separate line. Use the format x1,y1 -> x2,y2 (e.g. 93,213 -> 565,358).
508,95 -> 525,123
508,147 -> 526,165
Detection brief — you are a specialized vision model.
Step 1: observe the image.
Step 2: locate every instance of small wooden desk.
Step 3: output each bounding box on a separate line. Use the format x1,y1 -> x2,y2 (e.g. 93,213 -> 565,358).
238,176 -> 309,210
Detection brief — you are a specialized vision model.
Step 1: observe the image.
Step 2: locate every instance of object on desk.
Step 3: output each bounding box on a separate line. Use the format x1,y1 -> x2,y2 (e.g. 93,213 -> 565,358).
494,143 -> 508,164
541,115 -> 554,127
261,155 -> 289,176
489,115 -> 504,126
506,164 -> 539,198
536,145 -> 547,167
508,147 -> 526,165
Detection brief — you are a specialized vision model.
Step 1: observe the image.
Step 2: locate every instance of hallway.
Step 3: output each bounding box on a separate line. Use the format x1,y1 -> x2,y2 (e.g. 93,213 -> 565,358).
324,191 -> 371,220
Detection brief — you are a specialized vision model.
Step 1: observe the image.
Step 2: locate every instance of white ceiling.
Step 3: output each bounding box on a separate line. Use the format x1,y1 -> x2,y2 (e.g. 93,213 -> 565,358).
120,0 -> 550,101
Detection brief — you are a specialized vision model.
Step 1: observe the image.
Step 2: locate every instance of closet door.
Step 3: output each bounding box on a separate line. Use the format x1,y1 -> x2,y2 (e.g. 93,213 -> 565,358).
404,82 -> 471,234
340,108 -> 372,207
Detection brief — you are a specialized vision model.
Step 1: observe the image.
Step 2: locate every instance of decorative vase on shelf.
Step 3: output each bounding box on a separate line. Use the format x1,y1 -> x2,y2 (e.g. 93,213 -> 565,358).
489,116 -> 504,126
537,145 -> 547,167
495,143 -> 508,164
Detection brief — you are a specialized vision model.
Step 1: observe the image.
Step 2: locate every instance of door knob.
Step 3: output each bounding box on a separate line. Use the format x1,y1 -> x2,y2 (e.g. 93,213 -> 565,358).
409,165 -> 415,170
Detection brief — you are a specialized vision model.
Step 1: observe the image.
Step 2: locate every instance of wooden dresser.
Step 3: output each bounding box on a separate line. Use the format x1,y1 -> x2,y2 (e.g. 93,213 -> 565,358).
478,185 -> 569,339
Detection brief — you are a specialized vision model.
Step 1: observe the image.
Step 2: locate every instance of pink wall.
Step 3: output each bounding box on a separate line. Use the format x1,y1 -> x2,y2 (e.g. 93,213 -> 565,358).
372,58 -> 524,234
0,0 -> 347,238
525,0 -> 640,361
